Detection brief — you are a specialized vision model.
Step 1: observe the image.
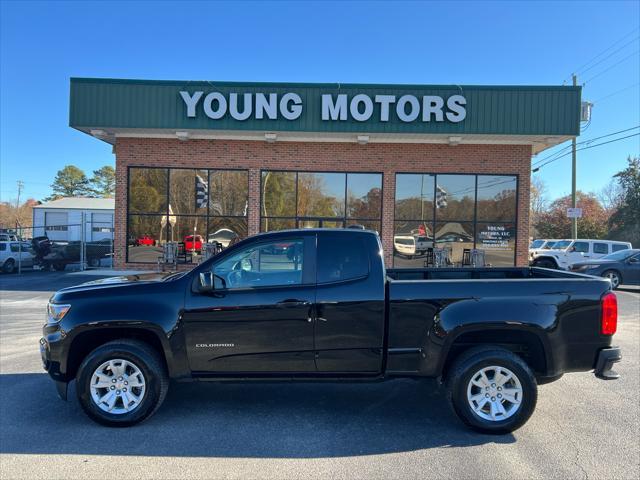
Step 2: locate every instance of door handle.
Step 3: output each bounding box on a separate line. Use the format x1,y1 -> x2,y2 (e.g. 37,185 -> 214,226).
276,299 -> 311,307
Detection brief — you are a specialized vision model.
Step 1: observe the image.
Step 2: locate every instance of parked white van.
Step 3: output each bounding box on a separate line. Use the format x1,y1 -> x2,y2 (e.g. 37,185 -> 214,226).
530,239 -> 632,270
393,235 -> 432,258
0,241 -> 35,273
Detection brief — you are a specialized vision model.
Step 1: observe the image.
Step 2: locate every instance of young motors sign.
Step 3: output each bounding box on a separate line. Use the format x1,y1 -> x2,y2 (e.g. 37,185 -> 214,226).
179,91 -> 467,123
69,78 -> 582,137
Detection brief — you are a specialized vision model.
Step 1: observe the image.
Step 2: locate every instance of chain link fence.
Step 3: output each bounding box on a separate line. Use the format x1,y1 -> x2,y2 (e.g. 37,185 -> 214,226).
1,213 -> 114,274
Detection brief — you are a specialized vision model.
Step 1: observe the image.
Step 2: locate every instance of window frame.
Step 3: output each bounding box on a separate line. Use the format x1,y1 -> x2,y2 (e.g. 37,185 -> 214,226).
393,172 -> 519,267
260,169 -> 384,234
206,235 -> 316,291
126,166 -> 249,264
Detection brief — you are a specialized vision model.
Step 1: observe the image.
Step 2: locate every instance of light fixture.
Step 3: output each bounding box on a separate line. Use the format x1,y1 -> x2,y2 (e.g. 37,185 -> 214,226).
265,133 -> 277,143
90,129 -> 105,137
448,136 -> 462,146
357,135 -> 369,145
175,131 -> 190,141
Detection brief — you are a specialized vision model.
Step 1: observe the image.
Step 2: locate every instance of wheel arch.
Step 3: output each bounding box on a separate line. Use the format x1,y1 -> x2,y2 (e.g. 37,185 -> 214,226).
439,327 -> 552,380
65,326 -> 174,381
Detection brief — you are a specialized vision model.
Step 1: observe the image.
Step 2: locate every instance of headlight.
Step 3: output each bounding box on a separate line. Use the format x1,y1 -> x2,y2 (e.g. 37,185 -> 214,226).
47,303 -> 71,322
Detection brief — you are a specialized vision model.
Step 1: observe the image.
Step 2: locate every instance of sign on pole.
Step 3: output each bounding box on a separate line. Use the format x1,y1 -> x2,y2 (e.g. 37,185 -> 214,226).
567,208 -> 583,218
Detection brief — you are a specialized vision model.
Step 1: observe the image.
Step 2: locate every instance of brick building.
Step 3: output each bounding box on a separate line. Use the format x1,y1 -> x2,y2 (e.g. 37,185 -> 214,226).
69,78 -> 581,269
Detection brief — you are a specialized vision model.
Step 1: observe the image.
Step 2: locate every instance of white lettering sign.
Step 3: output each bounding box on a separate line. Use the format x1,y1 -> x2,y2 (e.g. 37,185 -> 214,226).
180,91 -> 467,123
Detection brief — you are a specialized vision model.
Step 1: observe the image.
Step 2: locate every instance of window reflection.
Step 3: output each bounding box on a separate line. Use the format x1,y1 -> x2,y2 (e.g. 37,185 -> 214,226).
297,172 -> 345,217
127,168 -> 248,263
262,171 -> 296,217
476,176 -> 517,222
347,173 -> 382,219
395,174 -> 435,221
129,168 -> 168,214
169,169 -> 208,215
210,170 -> 248,216
435,221 -> 474,266
261,171 -> 383,234
435,175 -> 475,221
127,215 -> 166,263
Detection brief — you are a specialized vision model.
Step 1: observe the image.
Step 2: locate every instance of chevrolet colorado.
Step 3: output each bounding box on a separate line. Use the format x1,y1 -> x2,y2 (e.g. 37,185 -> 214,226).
41,229 -> 621,433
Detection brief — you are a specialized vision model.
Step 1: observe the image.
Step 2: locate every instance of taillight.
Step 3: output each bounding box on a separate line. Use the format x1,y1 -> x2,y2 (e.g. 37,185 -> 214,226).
601,292 -> 617,335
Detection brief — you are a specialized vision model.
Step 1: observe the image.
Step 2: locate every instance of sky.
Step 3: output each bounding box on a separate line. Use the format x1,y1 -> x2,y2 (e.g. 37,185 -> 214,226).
1,0 -> 639,203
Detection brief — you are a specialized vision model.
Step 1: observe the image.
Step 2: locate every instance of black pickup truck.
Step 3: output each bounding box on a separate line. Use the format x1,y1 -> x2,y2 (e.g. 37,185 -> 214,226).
41,229 -> 621,433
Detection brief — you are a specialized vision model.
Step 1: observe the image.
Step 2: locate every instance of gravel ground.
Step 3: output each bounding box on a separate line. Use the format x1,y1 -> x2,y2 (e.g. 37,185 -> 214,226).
0,271 -> 638,480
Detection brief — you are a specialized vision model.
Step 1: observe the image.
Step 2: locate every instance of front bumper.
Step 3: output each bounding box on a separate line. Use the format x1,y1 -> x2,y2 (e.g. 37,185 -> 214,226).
40,335 -> 69,400
594,346 -> 621,380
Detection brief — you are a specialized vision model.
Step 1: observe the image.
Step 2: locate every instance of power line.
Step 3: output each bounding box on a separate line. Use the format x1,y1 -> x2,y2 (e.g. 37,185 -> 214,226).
592,82 -> 640,104
532,132 -> 640,171
533,125 -> 640,166
583,49 -> 640,85
578,35 -> 639,76
565,27 -> 639,82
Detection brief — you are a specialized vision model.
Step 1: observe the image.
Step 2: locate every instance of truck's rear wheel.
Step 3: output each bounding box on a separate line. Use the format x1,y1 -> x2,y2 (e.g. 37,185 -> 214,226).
446,347 -> 537,434
53,263 -> 66,271
75,339 -> 168,427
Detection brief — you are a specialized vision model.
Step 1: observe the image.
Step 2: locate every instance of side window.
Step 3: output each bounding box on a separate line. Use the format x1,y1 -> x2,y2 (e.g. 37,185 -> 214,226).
317,233 -> 369,283
9,243 -> 20,253
0,244 -> 6,251
612,244 -> 629,252
593,243 -> 609,254
213,239 -> 304,289
573,242 -> 589,253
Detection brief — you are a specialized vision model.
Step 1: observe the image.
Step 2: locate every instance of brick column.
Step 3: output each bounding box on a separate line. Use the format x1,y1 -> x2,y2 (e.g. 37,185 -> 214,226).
248,168 -> 261,236
381,170 -> 396,267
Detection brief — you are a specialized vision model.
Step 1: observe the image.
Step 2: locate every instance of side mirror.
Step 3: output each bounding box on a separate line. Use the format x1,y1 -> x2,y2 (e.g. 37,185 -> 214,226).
628,257 -> 639,264
199,272 -> 214,293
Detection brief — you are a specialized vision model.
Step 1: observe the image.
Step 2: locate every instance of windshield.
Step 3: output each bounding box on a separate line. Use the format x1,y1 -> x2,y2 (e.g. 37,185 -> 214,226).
602,250 -> 636,261
551,240 -> 572,250
530,240 -> 545,249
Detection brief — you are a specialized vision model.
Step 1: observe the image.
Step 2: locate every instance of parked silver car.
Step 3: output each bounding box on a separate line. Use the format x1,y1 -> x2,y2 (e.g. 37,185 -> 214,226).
0,241 -> 35,273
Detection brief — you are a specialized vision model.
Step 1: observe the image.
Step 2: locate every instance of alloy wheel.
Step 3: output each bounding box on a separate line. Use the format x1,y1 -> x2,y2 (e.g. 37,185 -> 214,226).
89,359 -> 146,414
466,365 -> 523,422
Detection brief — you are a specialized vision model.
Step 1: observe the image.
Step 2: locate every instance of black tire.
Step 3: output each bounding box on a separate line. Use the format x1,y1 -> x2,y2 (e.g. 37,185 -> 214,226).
446,346 -> 537,434
75,339 -> 169,427
2,259 -> 15,274
533,258 -> 557,269
602,270 -> 622,290
53,263 -> 66,271
88,257 -> 101,268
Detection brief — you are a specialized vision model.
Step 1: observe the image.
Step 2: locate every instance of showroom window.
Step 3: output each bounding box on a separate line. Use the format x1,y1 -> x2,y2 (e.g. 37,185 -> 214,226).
127,167 -> 248,263
261,171 -> 382,234
394,173 -> 517,267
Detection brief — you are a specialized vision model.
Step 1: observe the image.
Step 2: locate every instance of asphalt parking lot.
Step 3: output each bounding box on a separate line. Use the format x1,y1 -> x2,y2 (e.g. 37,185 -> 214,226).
0,271 -> 638,479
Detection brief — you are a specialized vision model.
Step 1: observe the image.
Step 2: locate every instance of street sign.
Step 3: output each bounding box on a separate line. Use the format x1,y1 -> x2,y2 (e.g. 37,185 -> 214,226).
567,208 -> 583,218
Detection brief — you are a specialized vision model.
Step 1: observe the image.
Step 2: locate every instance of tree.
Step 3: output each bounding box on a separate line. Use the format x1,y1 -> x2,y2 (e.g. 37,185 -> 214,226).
608,156 -> 640,246
598,178 -> 624,214
46,165 -> 91,200
529,176 -> 548,234
535,191 -> 609,239
0,198 -> 38,231
90,165 -> 116,197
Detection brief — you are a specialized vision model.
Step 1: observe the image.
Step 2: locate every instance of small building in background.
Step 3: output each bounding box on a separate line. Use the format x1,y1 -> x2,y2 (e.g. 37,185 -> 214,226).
32,197 -> 114,242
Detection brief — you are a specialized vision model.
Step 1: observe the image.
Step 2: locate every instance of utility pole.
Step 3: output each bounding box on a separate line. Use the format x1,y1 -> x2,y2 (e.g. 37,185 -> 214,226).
571,74 -> 578,239
15,180 -> 24,232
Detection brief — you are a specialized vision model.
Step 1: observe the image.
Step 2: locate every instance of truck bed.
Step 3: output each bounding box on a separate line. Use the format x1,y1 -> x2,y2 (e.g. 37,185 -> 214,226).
387,266 -> 585,281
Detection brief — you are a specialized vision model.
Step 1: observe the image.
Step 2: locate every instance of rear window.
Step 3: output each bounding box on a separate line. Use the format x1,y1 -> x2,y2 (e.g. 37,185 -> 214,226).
593,243 -> 609,254
612,244 -> 629,252
317,234 -> 369,283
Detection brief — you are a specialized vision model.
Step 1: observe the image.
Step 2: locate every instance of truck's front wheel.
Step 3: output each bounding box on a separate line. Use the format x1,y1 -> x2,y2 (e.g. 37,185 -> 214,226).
75,339 -> 169,427
446,347 -> 537,434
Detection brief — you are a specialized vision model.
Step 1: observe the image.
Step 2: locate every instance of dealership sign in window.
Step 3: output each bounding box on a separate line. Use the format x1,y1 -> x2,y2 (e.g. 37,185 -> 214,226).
478,224 -> 513,249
